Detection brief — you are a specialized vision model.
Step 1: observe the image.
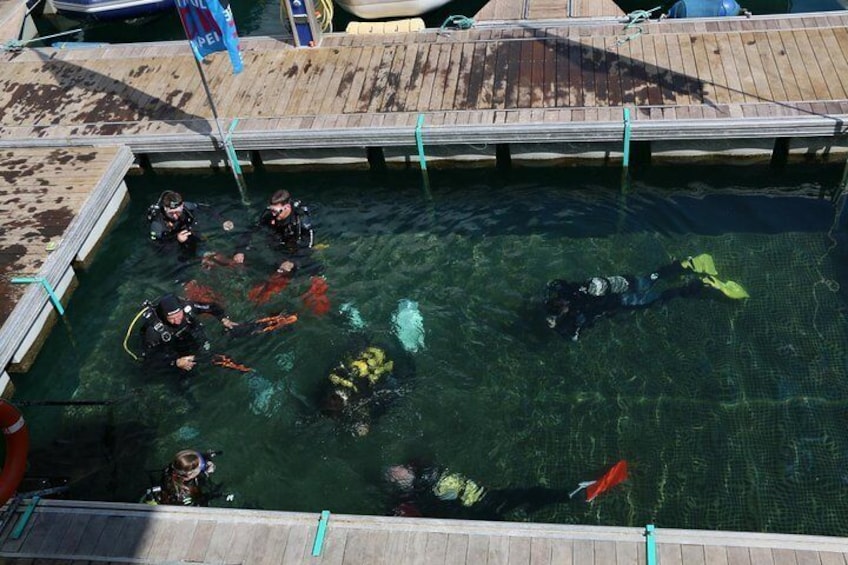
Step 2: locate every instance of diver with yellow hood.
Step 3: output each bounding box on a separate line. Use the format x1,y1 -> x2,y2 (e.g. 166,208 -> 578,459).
545,253 -> 749,341
319,343 -> 411,437
384,461 -> 574,520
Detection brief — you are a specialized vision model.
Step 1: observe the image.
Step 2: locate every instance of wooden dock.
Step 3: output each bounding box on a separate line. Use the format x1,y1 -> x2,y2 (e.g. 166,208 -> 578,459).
0,146 -> 132,393
2,499 -> 848,564
474,0 -> 624,21
2,12 -> 848,167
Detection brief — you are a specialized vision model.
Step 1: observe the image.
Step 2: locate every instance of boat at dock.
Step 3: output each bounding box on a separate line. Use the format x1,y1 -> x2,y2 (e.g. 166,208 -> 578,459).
45,0 -> 174,22
333,0 -> 451,19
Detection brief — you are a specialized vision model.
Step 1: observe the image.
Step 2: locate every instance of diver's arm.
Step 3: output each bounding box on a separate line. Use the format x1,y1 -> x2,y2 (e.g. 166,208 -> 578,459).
189,301 -> 238,329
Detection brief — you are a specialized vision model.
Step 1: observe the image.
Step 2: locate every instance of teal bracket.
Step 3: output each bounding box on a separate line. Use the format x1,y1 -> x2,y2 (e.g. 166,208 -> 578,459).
622,108 -> 632,169
645,524 -> 657,565
415,114 -> 428,171
11,277 -> 65,316
224,119 -> 244,176
11,496 -> 40,540
311,510 -> 330,556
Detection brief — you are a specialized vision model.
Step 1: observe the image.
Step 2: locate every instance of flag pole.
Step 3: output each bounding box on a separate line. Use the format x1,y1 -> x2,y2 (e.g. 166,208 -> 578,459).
191,56 -> 249,204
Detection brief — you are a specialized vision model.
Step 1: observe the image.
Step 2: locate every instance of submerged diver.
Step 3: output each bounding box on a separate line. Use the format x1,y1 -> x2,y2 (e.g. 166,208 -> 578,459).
384,462 -> 573,520
545,253 -> 749,341
141,449 -> 220,506
135,293 -> 238,373
320,344 -> 409,437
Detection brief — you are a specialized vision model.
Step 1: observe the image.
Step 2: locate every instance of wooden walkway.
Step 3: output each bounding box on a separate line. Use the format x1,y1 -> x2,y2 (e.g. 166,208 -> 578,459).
475,0 -> 624,21
0,146 -> 132,391
0,0 -> 25,42
2,499 -> 848,564
1,12 -> 848,156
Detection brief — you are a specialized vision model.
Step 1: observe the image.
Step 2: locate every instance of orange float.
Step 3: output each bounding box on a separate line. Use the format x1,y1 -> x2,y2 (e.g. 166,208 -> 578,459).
0,400 -> 28,506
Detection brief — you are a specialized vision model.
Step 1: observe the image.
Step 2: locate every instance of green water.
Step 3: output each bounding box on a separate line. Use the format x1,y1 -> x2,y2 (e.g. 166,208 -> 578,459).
15,163 -> 848,534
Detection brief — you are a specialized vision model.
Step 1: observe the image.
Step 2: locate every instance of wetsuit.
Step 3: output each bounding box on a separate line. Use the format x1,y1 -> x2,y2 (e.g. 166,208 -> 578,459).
141,465 -> 212,506
258,200 -> 314,254
391,463 -> 572,520
545,262 -> 704,341
139,297 -> 227,371
147,201 -> 201,256
320,345 -> 407,436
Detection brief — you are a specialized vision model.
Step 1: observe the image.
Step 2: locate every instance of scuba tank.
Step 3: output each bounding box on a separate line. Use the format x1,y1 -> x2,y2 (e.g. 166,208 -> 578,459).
667,0 -> 742,17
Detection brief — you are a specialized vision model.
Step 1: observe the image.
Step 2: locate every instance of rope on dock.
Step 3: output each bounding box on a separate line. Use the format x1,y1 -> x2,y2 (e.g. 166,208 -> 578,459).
440,15 -> 475,31
616,6 -> 661,45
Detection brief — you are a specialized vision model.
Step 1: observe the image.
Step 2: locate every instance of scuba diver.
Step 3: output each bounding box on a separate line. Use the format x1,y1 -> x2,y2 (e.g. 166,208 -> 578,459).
147,191 -> 202,258
234,189 -> 315,274
125,293 -> 238,373
140,449 -> 221,506
383,462 -> 573,520
545,253 -> 749,341
319,344 -> 410,437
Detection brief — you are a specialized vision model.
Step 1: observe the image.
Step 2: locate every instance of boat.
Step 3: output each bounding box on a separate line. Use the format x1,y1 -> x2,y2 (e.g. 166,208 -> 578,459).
333,0 -> 451,19
666,0 -> 742,17
45,0 -> 174,22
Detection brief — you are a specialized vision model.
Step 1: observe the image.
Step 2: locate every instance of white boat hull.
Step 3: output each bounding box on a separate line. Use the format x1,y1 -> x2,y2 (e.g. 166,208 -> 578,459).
334,0 -> 450,19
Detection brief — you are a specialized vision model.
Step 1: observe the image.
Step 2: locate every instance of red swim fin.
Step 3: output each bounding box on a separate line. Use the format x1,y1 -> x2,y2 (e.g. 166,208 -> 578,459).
585,460 -> 628,502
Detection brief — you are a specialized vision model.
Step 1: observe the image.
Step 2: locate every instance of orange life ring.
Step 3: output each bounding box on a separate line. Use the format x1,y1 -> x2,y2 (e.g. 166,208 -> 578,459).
0,400 -> 29,506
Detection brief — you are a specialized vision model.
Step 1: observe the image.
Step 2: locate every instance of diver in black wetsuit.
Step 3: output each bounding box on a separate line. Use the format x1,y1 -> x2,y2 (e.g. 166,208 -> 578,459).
545,254 -> 749,341
139,293 -> 237,373
383,462 -> 572,520
147,191 -> 203,259
233,189 -> 316,275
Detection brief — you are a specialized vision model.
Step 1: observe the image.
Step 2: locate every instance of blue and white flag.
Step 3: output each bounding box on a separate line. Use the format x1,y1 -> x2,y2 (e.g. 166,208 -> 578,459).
176,0 -> 244,74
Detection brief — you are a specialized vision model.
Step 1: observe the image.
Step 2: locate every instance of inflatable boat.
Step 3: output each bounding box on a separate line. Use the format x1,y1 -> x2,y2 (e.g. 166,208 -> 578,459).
334,0 -> 451,19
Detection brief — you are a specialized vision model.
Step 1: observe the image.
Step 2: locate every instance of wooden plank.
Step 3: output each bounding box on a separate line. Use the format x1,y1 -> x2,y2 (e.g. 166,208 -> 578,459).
778,30 -> 814,100
819,552 -> 847,565
616,541 -> 639,565
573,539 -> 593,565
567,35 -> 584,107
424,42 -> 452,111
659,543 -> 684,565
794,551 -> 824,565
541,31 -> 558,108
475,37 -> 500,109
444,533 -> 469,564
441,42 -> 466,111
727,546 -> 752,565
341,45 -> 376,113
554,36 -> 571,107
705,545 -> 730,565
689,32 -> 714,104
702,33 -> 731,105
487,535 -> 510,565
90,516 -> 127,558
749,547 -> 775,565
681,544 -> 707,565
652,32 -> 674,105
466,534 -> 490,565
392,42 -> 427,112
792,28 -> 831,100
530,537 -> 553,565
663,33 -> 690,106
282,524 -> 312,565
508,536 -> 532,565
504,38 -> 523,109
816,28 -> 848,101
580,37 -> 597,108
359,44 -> 396,113
771,548 -> 796,565
453,40 -> 478,111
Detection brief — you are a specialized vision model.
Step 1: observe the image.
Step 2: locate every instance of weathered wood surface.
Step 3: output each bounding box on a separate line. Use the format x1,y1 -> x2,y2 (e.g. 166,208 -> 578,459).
474,0 -> 624,21
0,0 -> 25,42
0,146 -> 132,380
2,500 -> 848,564
1,13 -> 848,152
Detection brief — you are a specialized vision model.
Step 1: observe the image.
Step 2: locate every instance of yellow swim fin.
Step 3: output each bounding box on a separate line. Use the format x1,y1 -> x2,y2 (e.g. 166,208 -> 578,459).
702,275 -> 749,299
681,253 -> 718,276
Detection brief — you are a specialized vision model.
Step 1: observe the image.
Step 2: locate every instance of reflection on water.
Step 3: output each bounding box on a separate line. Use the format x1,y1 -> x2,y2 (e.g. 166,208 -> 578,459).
16,164 -> 848,534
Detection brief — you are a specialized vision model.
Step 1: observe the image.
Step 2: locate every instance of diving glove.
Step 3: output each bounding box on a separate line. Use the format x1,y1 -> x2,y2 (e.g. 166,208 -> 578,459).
681,253 -> 718,276
702,275 -> 749,299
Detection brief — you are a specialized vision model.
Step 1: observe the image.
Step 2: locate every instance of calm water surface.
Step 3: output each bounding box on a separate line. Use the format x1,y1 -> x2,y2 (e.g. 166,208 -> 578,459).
16,163 -> 848,535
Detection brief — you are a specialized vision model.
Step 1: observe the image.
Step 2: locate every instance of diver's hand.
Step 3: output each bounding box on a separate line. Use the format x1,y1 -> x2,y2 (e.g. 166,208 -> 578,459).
176,355 -> 196,371
221,317 -> 238,330
232,252 -> 244,264
571,328 -> 580,342
277,260 -> 295,274
177,230 -> 192,243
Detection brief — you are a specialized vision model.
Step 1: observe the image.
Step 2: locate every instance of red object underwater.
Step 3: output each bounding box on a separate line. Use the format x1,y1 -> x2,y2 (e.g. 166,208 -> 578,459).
212,354 -> 252,373
301,276 -> 330,316
248,272 -> 292,305
183,280 -> 223,305
585,460 -> 628,502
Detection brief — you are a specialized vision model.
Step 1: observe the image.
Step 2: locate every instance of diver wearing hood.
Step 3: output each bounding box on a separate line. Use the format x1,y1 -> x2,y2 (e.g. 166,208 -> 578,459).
147,191 -> 202,255
319,344 -> 410,437
139,293 -> 237,372
545,253 -> 749,341
384,461 -> 573,520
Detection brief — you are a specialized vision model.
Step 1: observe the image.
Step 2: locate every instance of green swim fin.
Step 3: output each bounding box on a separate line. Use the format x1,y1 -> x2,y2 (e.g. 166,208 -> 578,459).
681,253 -> 718,276
702,276 -> 749,299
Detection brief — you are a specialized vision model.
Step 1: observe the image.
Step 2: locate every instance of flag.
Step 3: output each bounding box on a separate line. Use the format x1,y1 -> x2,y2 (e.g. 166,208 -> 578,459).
585,460 -> 628,502
175,0 -> 244,74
